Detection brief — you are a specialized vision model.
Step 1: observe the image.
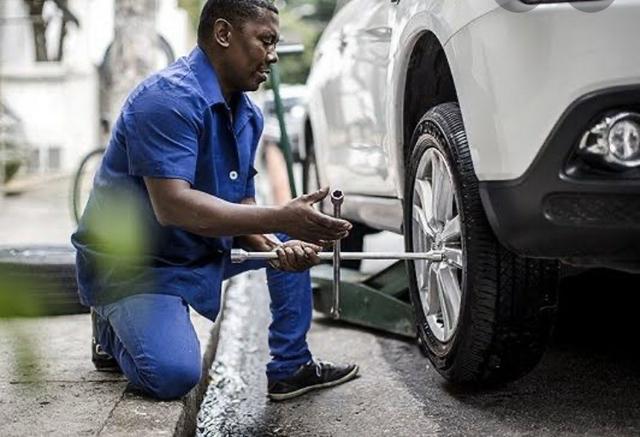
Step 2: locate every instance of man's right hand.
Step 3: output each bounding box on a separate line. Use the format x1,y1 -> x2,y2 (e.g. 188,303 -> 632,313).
279,187 -> 352,245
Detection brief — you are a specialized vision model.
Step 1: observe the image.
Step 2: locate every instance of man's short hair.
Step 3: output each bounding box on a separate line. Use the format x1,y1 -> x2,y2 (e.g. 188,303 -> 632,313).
197,0 -> 279,46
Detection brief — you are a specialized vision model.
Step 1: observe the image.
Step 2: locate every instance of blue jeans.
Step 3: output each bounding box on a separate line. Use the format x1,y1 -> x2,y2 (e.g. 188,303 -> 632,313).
93,257 -> 313,400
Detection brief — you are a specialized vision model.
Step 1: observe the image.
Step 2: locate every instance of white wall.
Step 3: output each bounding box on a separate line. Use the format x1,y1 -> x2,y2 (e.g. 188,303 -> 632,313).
158,0 -> 195,58
0,0 -> 195,175
1,65 -> 99,173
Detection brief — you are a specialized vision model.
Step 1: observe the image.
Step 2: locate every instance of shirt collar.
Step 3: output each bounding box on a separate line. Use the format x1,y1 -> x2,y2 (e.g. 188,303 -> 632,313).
188,46 -> 226,107
188,46 -> 256,132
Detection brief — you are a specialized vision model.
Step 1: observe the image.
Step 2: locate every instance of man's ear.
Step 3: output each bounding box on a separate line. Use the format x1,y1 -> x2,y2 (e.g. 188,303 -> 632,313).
213,18 -> 233,48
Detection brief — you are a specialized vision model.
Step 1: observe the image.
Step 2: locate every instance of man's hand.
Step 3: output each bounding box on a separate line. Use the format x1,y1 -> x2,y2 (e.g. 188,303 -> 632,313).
270,240 -> 323,272
279,187 -> 352,245
143,180 -> 351,243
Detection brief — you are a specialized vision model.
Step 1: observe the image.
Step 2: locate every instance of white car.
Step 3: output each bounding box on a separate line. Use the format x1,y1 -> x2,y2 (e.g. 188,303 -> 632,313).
304,0 -> 640,384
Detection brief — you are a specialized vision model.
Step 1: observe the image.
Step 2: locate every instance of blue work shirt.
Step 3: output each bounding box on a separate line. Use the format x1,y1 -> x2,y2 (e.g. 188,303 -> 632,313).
71,47 -> 263,320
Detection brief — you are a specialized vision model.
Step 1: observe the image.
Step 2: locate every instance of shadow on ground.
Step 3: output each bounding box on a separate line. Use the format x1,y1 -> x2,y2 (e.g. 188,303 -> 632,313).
378,269 -> 640,435
198,269 -> 640,436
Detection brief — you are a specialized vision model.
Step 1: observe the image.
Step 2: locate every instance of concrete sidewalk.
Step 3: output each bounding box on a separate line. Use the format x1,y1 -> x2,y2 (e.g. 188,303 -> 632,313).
0,302 -> 222,436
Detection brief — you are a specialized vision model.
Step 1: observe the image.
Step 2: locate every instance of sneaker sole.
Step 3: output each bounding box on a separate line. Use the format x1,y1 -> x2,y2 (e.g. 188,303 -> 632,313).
93,363 -> 122,373
93,356 -> 122,373
268,364 -> 360,401
93,343 -> 121,373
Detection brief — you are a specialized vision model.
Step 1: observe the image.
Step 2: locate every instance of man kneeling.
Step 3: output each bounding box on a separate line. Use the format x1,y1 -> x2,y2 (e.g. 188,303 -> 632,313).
71,0 -> 358,401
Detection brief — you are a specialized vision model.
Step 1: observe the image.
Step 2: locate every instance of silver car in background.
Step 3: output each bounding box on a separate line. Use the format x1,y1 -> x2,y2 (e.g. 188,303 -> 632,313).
261,84 -> 308,161
304,0 -> 640,384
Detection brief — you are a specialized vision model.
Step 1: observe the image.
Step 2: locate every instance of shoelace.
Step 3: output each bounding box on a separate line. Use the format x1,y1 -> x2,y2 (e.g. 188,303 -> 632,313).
312,359 -> 335,378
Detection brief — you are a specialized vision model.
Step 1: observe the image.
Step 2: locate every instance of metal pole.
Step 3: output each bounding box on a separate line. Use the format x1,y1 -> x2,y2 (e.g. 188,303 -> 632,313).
0,118 -> 5,201
0,44 -> 5,199
230,249 -> 445,263
331,190 -> 344,319
269,63 -> 298,198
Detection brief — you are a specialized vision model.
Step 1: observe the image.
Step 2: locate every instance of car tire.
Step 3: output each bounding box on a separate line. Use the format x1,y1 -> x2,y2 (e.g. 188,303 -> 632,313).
404,103 -> 558,385
0,246 -> 86,316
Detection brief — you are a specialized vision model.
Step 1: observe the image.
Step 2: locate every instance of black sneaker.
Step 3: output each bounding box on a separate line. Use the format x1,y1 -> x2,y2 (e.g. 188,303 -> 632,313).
91,309 -> 121,373
267,360 -> 359,401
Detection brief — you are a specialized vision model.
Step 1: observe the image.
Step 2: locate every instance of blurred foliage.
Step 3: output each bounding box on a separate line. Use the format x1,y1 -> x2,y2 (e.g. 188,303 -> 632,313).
284,0 -> 339,22
83,189 -> 149,296
178,0 -> 203,31
276,8 -> 319,84
10,327 -> 43,382
0,267 -> 45,382
275,0 -> 340,84
0,268 -> 44,318
85,191 -> 148,261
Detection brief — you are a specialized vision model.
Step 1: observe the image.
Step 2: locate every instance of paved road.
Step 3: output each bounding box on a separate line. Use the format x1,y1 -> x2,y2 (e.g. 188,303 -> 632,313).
199,268 -> 640,436
6,177 -> 640,436
0,177 -> 74,246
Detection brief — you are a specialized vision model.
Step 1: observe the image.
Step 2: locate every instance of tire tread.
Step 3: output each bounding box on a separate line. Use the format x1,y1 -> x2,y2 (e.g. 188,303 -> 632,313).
405,103 -> 558,385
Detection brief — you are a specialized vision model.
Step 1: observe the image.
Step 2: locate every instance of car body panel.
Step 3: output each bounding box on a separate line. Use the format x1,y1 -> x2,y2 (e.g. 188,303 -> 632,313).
386,0 -> 501,197
308,0 -> 395,197
307,0 -> 640,247
308,0 -> 501,199
448,0 -> 640,181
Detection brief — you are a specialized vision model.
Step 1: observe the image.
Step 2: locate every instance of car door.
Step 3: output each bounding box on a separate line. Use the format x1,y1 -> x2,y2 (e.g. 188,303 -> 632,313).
316,0 -> 395,197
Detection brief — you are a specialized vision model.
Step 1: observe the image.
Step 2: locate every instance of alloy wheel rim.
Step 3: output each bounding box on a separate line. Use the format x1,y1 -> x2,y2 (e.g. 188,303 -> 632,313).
412,147 -> 464,342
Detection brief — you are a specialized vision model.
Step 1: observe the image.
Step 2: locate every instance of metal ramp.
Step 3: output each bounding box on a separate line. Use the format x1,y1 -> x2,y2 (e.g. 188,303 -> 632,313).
311,261 -> 416,338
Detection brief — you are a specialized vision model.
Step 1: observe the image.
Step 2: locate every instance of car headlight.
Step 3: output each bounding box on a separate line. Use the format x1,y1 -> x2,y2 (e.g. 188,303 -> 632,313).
608,119 -> 640,165
578,112 -> 640,170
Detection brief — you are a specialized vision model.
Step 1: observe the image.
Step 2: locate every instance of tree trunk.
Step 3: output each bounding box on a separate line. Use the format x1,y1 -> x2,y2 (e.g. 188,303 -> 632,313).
24,0 -> 48,62
53,0 -> 79,62
107,0 -> 158,125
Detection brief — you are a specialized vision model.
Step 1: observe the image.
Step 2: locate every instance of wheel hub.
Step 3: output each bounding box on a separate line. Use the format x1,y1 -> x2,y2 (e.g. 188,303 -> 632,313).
411,148 -> 464,343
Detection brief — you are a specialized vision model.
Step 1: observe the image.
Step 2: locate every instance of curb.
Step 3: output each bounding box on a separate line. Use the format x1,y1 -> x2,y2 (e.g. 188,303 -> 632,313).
175,298 -> 224,437
196,273 -> 273,435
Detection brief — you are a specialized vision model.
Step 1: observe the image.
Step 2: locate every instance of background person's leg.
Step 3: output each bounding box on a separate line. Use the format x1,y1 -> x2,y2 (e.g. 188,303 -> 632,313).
93,294 -> 201,400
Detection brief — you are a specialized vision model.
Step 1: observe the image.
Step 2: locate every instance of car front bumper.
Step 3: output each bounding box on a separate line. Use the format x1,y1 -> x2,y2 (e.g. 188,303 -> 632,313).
479,85 -> 640,269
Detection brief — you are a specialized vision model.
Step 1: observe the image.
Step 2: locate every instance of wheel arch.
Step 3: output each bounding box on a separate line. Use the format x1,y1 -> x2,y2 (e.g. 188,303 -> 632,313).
301,115 -> 314,163
399,32 -> 459,194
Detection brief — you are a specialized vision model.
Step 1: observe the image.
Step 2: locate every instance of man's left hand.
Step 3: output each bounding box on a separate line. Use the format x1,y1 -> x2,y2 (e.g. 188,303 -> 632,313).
235,235 -> 323,272
271,240 -> 322,272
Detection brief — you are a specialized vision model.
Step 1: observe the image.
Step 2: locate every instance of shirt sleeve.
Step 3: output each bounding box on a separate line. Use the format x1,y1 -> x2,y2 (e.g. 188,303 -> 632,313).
124,92 -> 200,185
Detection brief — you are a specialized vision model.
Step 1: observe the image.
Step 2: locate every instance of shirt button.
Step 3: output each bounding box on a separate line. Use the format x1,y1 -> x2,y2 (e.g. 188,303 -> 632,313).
229,171 -> 239,181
